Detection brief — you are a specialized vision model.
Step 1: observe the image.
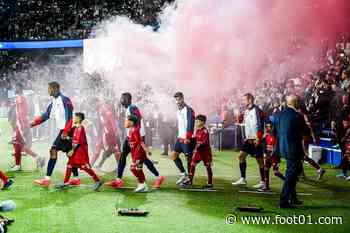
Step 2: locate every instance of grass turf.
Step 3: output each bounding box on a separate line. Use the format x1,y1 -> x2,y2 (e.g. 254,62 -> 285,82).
0,119 -> 349,233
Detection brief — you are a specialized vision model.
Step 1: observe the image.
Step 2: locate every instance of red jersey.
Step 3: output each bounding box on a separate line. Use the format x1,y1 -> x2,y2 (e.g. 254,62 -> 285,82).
265,133 -> 276,152
69,126 -> 90,165
15,95 -> 30,131
128,127 -> 146,161
193,127 -> 212,164
195,127 -> 211,152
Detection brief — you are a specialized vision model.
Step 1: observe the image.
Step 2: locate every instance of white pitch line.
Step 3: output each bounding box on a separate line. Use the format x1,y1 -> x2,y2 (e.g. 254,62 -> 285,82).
180,188 -> 220,192
238,190 -> 312,196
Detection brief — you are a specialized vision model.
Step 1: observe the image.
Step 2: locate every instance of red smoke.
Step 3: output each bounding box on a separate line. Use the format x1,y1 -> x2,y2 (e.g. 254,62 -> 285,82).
86,0 -> 350,114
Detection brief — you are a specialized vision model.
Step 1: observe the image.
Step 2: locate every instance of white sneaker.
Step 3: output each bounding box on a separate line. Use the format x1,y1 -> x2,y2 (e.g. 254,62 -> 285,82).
176,175 -> 188,185
232,177 -> 247,186
336,173 -> 347,179
253,181 -> 265,189
346,176 -> 350,181
10,165 -> 21,172
134,183 -> 149,192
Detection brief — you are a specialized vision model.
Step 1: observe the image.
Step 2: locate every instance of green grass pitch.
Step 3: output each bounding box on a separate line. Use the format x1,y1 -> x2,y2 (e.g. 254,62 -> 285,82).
0,119 -> 349,233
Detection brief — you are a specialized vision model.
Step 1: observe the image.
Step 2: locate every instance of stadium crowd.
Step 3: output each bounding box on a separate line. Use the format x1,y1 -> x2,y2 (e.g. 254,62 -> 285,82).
0,0 -> 171,41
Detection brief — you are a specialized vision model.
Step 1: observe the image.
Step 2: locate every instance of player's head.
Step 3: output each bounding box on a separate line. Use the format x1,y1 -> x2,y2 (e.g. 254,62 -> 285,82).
265,121 -> 273,133
195,114 -> 207,128
174,92 -> 185,109
48,82 -> 60,97
120,92 -> 132,108
74,112 -> 85,124
15,83 -> 24,94
125,115 -> 138,128
243,93 -> 254,108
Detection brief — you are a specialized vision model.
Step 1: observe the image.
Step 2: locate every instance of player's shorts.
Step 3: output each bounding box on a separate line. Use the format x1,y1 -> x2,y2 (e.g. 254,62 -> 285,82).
240,140 -> 263,158
192,149 -> 212,166
52,130 -> 72,153
174,139 -> 195,157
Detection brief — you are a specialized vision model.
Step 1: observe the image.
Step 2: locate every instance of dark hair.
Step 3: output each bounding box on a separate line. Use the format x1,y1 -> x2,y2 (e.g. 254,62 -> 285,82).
127,114 -> 138,125
48,81 -> 60,89
195,114 -> 207,123
121,92 -> 132,101
15,82 -> 24,92
75,112 -> 85,121
174,92 -> 184,98
243,93 -> 254,101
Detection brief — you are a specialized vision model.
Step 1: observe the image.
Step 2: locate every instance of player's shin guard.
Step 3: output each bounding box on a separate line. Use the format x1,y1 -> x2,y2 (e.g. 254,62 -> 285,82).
239,162 -> 247,179
174,157 -> 186,174
144,159 -> 159,177
46,158 -> 57,177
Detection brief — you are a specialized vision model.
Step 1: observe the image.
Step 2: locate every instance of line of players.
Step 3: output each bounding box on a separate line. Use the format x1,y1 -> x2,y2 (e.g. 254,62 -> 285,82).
2,82 -> 213,192
1,82 -> 333,192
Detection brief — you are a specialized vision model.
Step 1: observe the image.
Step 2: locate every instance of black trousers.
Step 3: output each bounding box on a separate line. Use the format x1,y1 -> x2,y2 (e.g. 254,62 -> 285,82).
280,159 -> 301,205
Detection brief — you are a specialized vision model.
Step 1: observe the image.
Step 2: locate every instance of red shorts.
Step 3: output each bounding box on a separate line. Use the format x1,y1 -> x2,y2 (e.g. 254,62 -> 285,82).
192,149 -> 212,166
131,152 -> 147,164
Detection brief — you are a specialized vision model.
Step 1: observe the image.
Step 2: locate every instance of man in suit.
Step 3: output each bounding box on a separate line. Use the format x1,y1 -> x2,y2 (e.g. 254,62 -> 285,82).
274,95 -> 311,208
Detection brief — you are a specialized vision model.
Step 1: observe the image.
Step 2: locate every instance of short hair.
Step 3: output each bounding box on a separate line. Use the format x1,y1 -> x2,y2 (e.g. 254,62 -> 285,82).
15,82 -> 24,91
195,114 -> 207,123
75,112 -> 85,121
121,92 -> 132,101
243,93 -> 254,101
174,92 -> 184,98
127,114 -> 138,125
48,81 -> 60,90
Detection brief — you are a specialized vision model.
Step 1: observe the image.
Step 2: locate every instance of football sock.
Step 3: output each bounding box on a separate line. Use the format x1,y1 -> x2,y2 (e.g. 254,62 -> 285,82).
174,157 -> 186,174
206,165 -> 213,185
117,153 -> 127,179
304,156 -> 321,170
144,158 -> 160,177
239,162 -> 246,179
72,167 -> 79,177
46,158 -> 57,177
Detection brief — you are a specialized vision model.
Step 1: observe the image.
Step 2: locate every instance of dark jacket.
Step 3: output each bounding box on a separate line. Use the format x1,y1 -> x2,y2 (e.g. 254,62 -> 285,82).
274,106 -> 310,161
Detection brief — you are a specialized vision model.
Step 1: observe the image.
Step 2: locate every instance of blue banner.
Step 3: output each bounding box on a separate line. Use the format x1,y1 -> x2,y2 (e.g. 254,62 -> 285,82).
0,40 -> 83,50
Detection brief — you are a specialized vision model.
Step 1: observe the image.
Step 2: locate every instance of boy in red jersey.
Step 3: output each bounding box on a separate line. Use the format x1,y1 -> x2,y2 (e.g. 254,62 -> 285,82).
182,115 -> 213,189
125,115 -> 151,192
261,122 -> 285,191
56,113 -> 102,191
